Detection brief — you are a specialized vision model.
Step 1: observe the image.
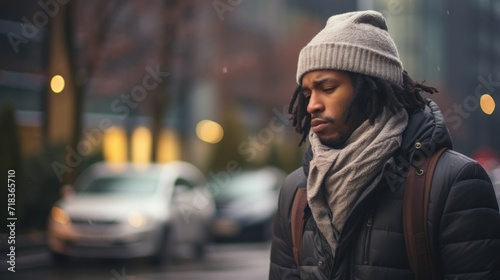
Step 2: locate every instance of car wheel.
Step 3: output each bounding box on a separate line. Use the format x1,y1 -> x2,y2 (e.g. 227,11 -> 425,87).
193,228 -> 211,259
193,241 -> 209,259
150,227 -> 175,266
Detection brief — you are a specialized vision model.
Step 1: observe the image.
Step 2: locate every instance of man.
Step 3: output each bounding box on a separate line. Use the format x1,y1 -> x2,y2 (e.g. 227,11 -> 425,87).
269,10 -> 500,280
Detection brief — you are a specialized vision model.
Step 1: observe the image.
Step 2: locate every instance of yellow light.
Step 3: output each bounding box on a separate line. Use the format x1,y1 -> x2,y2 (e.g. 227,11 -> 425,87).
480,94 -> 495,115
196,120 -> 224,144
131,126 -> 152,164
50,75 -> 65,93
157,129 -> 181,163
127,211 -> 146,228
51,207 -> 70,225
103,126 -> 128,164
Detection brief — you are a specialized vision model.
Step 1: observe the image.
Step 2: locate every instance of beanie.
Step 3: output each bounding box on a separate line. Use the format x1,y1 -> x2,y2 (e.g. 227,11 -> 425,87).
296,10 -> 403,85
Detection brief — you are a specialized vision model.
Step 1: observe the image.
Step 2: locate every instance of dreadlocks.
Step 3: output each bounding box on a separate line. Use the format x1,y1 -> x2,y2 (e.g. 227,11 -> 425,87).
288,70 -> 438,146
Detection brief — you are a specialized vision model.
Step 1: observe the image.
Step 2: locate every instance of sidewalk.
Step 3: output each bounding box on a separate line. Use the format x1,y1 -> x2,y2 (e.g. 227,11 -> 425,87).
1,231 -> 50,273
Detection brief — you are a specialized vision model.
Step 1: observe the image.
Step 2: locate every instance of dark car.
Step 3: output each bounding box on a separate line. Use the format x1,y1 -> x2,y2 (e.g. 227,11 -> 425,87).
212,166 -> 286,241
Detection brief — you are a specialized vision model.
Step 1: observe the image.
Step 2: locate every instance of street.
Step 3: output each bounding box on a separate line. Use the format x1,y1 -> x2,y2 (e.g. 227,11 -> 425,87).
1,242 -> 271,280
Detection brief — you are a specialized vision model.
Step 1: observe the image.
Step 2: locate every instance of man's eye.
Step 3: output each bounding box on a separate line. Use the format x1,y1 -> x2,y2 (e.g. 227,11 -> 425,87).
323,87 -> 335,92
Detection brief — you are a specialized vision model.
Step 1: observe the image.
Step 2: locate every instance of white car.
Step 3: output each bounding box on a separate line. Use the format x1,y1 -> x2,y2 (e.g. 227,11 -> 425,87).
47,161 -> 215,264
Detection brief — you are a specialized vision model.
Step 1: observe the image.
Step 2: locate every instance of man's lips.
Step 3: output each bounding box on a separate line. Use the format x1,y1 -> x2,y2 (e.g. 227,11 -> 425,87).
311,119 -> 329,133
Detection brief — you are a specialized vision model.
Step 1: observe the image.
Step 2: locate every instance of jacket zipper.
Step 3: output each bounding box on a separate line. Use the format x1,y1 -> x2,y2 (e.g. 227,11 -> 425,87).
363,209 -> 375,265
328,174 -> 384,279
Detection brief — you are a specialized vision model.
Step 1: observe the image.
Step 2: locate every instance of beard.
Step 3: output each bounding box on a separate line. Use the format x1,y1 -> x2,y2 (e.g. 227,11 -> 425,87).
311,115 -> 348,149
318,134 -> 349,149
311,109 -> 366,149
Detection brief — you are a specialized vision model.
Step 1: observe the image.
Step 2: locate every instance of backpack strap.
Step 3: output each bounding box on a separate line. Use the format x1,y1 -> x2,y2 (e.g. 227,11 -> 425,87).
403,147 -> 447,280
291,187 -> 308,267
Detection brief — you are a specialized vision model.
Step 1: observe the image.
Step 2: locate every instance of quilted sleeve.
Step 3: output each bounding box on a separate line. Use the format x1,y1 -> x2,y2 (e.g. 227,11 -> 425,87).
269,170 -> 302,280
439,161 -> 500,280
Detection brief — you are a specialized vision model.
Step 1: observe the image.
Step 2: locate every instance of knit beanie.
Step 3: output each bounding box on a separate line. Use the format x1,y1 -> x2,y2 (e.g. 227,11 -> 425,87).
296,10 -> 403,85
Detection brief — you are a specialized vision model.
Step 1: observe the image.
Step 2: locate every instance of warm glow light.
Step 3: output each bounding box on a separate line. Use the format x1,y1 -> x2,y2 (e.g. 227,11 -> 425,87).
196,120 -> 224,144
50,75 -> 65,93
103,126 -> 128,163
51,207 -> 70,225
127,211 -> 146,228
157,129 -> 181,163
480,94 -> 495,115
132,126 -> 152,164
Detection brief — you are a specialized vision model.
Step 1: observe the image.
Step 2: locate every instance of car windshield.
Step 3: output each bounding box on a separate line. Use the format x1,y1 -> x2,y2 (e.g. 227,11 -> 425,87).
78,176 -> 158,195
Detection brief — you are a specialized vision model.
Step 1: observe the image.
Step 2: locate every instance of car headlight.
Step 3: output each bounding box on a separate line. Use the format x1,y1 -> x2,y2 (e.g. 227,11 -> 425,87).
51,207 -> 71,225
127,211 -> 147,228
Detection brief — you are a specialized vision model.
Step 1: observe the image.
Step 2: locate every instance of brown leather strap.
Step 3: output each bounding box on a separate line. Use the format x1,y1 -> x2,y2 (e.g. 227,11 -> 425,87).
403,147 -> 446,280
291,188 -> 308,267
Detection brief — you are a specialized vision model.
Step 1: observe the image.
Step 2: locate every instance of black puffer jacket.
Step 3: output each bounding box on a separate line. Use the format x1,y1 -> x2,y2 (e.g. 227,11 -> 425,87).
269,100 -> 500,280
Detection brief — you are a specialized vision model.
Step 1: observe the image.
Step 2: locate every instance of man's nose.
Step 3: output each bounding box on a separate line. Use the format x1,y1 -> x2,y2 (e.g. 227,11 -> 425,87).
307,92 -> 325,114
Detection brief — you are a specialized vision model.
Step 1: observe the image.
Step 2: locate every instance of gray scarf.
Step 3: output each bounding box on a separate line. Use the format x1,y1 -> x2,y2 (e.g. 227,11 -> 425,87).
307,108 -> 408,255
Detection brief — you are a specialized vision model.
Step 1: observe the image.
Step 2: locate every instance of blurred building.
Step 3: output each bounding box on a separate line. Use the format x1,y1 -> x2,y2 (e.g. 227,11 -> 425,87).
360,0 -> 500,157
0,1 -> 358,175
0,1 -> 47,156
1,0 -> 498,173
182,0 -> 358,171
443,0 -> 500,157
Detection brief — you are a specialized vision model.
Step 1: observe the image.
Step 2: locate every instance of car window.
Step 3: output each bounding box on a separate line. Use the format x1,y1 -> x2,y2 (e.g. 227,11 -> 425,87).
174,177 -> 195,189
79,176 -> 158,195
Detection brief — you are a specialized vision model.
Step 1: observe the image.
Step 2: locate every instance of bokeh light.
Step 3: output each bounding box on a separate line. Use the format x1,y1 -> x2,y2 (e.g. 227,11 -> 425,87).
196,120 -> 224,144
480,94 -> 495,115
127,211 -> 146,228
50,75 -> 65,93
131,126 -> 152,164
157,129 -> 181,163
103,126 -> 128,163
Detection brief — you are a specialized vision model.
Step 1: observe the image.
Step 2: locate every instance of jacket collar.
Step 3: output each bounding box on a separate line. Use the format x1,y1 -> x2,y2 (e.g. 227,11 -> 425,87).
400,99 -> 453,160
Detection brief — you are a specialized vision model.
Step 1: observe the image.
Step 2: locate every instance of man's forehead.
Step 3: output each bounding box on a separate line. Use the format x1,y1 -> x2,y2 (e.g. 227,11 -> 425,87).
301,70 -> 347,87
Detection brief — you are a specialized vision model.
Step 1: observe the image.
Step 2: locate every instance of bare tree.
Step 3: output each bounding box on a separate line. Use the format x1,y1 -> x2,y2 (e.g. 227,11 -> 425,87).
48,0 -> 195,183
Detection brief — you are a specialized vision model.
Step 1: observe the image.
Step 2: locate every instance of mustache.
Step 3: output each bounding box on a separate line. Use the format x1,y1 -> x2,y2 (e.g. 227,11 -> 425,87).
310,115 -> 335,123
